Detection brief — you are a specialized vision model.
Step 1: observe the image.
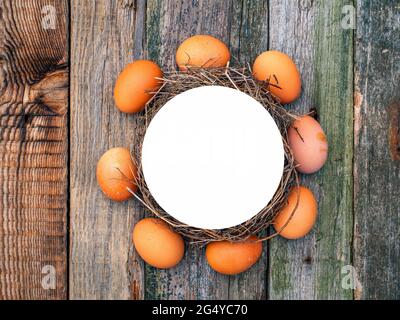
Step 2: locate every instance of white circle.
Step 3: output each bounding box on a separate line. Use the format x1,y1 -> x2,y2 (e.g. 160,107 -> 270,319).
141,86 -> 284,229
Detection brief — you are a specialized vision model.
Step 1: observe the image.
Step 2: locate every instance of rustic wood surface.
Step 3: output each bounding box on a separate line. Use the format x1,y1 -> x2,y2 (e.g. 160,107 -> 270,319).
0,0 -> 399,300
354,0 -> 400,300
0,0 -> 68,299
268,0 -> 354,300
69,0 -> 146,300
145,0 -> 269,300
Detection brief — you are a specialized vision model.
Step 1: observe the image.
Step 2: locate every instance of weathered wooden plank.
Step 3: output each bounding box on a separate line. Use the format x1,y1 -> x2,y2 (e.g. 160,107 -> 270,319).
268,0 -> 354,299
229,0 -> 269,67
0,0 -> 68,299
354,0 -> 400,299
227,0 -> 269,300
146,0 -> 269,300
70,0 -> 146,299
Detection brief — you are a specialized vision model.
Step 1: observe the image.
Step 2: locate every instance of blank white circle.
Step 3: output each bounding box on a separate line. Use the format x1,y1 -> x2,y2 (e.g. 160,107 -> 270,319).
141,86 -> 284,229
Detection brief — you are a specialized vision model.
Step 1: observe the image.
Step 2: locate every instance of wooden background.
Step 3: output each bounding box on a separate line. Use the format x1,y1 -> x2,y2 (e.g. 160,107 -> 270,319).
0,0 -> 399,300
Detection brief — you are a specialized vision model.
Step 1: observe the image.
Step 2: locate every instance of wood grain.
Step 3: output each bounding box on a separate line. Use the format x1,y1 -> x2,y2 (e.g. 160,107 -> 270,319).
268,0 -> 354,299
0,0 -> 391,300
69,0 -> 146,299
354,0 -> 400,299
227,0 -> 269,300
145,0 -> 269,300
0,0 -> 68,299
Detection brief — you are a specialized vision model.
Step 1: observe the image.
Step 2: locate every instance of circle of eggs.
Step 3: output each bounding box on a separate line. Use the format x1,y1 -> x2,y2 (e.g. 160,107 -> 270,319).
98,35 -> 327,274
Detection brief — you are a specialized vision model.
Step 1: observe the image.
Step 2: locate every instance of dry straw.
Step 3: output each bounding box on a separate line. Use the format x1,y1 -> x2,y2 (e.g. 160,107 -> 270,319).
131,66 -> 299,244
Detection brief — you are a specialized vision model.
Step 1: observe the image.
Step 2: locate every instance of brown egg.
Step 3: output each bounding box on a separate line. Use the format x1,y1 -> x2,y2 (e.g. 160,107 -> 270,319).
205,236 -> 262,275
114,60 -> 163,113
176,35 -> 230,71
274,186 -> 318,239
96,147 -> 137,201
253,50 -> 301,104
288,115 -> 328,174
133,218 -> 184,269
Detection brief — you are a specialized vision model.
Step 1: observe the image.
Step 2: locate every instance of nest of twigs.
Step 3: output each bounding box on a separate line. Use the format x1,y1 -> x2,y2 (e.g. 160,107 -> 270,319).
132,66 -> 299,244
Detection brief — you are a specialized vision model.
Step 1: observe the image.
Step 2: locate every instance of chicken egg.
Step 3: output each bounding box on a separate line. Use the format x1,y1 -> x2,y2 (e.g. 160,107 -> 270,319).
253,50 -> 301,104
114,60 -> 163,113
96,147 -> 137,201
274,186 -> 318,239
133,218 -> 184,269
288,115 -> 328,174
176,35 -> 230,71
205,236 -> 262,275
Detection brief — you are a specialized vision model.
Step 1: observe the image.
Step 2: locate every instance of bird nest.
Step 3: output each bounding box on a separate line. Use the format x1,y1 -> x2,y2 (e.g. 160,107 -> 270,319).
131,66 -> 299,244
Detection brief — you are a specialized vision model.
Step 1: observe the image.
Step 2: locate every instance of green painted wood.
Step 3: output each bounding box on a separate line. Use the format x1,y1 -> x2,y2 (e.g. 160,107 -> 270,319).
145,0 -> 269,300
353,0 -> 400,299
229,0 -> 269,67
268,0 -> 354,299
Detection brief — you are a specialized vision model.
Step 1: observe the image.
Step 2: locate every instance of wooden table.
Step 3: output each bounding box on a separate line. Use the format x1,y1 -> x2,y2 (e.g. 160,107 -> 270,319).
0,0 -> 399,300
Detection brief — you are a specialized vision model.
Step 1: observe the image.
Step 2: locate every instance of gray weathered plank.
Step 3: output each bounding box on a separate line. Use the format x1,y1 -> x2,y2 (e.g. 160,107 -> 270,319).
70,0 -> 146,299
353,0 -> 400,300
0,0 -> 69,300
145,0 -> 269,300
268,0 -> 354,299
227,0 -> 269,300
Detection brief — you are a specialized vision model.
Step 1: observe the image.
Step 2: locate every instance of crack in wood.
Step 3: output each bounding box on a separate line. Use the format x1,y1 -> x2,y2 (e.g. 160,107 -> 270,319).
389,102 -> 400,161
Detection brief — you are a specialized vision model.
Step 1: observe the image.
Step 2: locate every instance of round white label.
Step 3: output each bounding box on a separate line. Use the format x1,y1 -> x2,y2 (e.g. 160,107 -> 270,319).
141,86 -> 284,229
